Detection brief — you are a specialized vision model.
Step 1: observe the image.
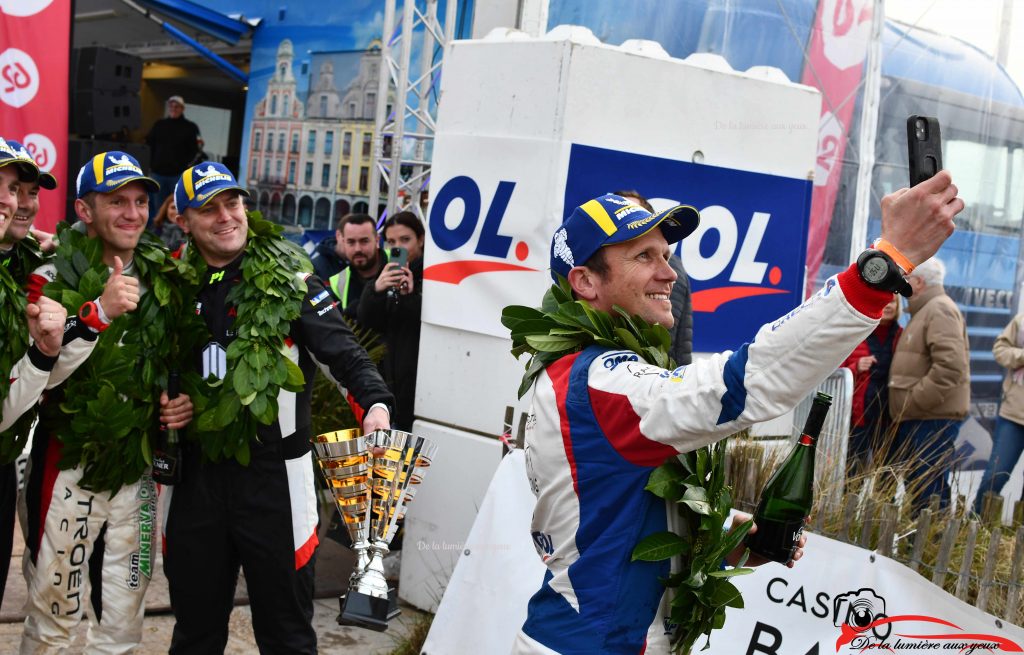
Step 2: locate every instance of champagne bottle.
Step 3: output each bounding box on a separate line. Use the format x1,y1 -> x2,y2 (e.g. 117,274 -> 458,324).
745,391 -> 832,564
152,371 -> 181,485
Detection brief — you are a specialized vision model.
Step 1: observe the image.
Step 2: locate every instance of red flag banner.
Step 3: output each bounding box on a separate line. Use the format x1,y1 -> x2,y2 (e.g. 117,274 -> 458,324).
0,0 -> 70,231
801,0 -> 873,294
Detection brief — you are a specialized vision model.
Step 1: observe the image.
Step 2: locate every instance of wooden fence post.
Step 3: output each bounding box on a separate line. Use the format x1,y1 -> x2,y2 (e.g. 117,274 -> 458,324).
859,499 -> 876,549
977,527 -> 1002,613
982,491 -> 1005,527
877,504 -> 897,558
954,519 -> 978,600
931,516 -> 961,588
1005,526 -> 1024,623
909,509 -> 932,573
814,499 -> 829,534
841,492 -> 859,543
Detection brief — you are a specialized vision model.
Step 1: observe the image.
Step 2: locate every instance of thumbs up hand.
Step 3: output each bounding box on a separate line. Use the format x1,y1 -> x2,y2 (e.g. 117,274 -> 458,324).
99,256 -> 140,320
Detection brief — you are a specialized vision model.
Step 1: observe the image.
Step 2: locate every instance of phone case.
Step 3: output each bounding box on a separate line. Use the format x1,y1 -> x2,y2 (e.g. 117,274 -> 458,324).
907,115 -> 942,187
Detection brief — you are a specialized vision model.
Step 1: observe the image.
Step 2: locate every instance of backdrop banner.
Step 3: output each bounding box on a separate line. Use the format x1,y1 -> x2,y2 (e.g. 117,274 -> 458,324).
0,0 -> 70,231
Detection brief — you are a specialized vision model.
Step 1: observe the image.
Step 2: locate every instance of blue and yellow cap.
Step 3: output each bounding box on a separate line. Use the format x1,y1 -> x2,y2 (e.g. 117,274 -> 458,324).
174,162 -> 248,211
549,193 -> 700,281
0,137 -> 40,184
6,140 -> 57,190
75,151 -> 158,198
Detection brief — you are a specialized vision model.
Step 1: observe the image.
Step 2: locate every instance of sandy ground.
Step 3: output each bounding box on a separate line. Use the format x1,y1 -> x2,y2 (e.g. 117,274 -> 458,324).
0,521 -> 424,654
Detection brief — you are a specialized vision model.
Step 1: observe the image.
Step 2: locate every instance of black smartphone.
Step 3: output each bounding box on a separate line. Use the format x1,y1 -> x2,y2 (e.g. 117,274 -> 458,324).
907,115 -> 942,187
388,246 -> 408,269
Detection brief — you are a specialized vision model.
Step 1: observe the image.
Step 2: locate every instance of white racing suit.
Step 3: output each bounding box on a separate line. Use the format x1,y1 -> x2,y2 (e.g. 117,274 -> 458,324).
512,266 -> 893,655
1,277 -> 98,614
19,260 -> 155,655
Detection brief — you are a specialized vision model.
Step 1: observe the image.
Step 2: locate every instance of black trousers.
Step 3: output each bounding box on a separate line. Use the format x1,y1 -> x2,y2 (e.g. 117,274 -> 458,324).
0,461 -> 15,609
164,443 -> 317,654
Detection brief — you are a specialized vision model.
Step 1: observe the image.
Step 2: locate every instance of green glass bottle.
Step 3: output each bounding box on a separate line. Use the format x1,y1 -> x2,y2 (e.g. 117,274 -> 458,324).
745,391 -> 832,564
152,371 -> 181,485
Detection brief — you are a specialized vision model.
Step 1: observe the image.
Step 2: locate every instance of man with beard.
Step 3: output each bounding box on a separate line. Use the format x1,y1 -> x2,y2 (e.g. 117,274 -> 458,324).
326,213 -> 386,323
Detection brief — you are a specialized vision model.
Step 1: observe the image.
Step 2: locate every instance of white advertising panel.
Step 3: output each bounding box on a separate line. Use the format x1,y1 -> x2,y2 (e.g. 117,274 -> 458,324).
425,452 -> 1024,655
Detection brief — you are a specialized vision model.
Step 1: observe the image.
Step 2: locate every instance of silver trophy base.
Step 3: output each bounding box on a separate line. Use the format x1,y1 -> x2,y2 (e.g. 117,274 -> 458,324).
338,587 -> 401,632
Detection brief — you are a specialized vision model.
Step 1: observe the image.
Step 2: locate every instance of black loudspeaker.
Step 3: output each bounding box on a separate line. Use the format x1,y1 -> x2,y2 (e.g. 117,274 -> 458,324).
71,47 -> 142,93
66,139 -> 150,174
71,90 -> 141,135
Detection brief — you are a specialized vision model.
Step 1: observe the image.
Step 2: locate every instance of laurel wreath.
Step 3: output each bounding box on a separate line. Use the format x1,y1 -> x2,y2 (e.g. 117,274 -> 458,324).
501,278 -> 753,654
182,212 -> 310,466
42,224 -> 197,493
0,262 -> 32,464
4,234 -> 45,283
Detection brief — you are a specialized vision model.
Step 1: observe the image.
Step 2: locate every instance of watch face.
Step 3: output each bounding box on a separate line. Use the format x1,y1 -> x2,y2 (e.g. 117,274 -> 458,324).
862,256 -> 889,284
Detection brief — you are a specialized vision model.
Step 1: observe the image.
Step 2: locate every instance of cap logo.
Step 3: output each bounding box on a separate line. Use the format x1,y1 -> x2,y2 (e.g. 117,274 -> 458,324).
624,214 -> 656,230
104,154 -> 142,177
553,227 -> 574,268
614,204 -> 645,219
0,138 -> 16,159
604,196 -> 632,207
192,165 -> 231,191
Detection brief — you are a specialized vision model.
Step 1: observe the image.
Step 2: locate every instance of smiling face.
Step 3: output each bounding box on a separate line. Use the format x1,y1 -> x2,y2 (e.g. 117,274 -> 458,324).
572,228 -> 678,326
168,100 -> 184,118
178,190 -> 248,267
6,179 -> 40,242
0,165 -> 21,241
384,223 -> 424,262
75,181 -> 149,264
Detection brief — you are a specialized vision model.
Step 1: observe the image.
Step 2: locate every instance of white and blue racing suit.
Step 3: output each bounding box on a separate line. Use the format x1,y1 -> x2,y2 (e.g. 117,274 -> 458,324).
513,265 -> 893,654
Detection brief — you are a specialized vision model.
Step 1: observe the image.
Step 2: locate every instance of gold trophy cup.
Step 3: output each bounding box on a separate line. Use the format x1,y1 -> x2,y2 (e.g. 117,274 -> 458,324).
312,428 -> 436,631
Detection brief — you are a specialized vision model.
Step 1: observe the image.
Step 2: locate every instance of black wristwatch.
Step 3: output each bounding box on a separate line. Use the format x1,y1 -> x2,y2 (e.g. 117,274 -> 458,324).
857,249 -> 913,297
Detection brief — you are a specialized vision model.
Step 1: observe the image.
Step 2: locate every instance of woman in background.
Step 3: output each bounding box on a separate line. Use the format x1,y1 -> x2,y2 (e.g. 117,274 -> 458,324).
357,211 -> 424,431
153,194 -> 185,251
841,295 -> 902,471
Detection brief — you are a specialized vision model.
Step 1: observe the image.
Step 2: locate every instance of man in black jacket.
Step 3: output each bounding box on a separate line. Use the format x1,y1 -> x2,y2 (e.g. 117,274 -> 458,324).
165,162 -> 393,654
145,95 -> 201,217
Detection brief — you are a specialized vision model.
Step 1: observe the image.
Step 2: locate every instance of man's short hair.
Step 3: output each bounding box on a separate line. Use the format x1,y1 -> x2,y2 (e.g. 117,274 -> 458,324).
612,189 -> 654,213
910,256 -> 946,287
338,213 -> 376,233
586,248 -> 610,278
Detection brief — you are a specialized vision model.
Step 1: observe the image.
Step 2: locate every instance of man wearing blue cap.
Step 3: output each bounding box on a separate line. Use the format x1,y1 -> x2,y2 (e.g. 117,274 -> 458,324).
0,137 -> 70,611
513,175 -> 963,654
165,162 -> 392,653
20,151 -> 194,653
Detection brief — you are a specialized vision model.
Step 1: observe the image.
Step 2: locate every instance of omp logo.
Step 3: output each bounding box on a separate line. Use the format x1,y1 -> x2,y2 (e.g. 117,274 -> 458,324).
424,176 -> 536,284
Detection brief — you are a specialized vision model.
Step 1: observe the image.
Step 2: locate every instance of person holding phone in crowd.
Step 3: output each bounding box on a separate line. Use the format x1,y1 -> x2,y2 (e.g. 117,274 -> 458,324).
841,295 -> 902,471
357,211 -> 425,431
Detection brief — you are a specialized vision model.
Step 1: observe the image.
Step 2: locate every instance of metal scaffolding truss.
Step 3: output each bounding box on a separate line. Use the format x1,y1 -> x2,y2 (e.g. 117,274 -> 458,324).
369,0 -> 458,222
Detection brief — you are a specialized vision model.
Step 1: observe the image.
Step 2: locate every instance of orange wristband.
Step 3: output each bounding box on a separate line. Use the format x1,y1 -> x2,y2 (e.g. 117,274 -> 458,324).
872,238 -> 915,274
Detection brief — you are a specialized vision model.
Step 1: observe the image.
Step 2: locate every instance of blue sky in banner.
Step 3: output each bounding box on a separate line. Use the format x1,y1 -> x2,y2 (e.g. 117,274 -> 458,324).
203,0 -> 472,180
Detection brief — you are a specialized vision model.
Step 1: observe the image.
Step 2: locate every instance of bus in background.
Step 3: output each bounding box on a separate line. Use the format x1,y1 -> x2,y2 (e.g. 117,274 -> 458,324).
548,0 -> 1024,432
